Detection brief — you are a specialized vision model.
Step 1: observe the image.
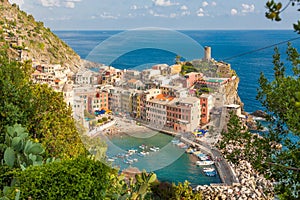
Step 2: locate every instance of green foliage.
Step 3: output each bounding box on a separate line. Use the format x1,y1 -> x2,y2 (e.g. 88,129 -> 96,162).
265,0 -> 300,33
258,44 -> 300,134
84,109 -> 95,119
14,156 -> 113,200
152,181 -> 202,200
0,53 -> 85,159
257,44 -> 300,199
2,124 -> 45,169
102,116 -> 108,122
218,113 -> 271,172
180,64 -> 198,75
132,171 -> 157,199
28,84 -> 86,158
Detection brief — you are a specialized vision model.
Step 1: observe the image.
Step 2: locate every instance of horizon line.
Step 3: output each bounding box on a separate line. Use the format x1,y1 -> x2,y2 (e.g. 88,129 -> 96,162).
52,28 -> 295,32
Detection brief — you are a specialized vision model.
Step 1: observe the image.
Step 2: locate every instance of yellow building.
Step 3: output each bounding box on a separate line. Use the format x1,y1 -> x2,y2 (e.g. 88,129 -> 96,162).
170,64 -> 182,75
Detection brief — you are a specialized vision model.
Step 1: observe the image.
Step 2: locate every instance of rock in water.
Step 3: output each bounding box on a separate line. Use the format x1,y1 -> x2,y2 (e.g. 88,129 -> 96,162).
251,110 -> 267,118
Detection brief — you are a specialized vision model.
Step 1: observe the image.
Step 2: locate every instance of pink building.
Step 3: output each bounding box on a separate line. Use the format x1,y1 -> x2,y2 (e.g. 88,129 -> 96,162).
166,97 -> 200,132
184,72 -> 203,88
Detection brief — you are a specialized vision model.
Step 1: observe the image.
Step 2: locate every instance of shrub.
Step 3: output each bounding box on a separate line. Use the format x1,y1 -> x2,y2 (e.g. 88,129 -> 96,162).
14,156 -> 113,200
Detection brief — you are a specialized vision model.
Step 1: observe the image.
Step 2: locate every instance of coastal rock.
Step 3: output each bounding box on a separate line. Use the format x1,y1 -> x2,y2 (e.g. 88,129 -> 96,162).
251,110 -> 267,118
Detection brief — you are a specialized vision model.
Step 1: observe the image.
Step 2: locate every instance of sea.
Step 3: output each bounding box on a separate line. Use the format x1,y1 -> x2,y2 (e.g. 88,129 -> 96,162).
54,30 -> 300,186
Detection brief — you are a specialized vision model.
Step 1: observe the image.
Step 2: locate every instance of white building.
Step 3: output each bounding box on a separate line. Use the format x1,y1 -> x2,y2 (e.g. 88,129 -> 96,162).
146,94 -> 172,129
75,68 -> 98,85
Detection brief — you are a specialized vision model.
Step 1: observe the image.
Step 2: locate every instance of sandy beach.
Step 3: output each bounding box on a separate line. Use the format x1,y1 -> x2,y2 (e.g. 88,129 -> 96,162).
104,116 -> 153,135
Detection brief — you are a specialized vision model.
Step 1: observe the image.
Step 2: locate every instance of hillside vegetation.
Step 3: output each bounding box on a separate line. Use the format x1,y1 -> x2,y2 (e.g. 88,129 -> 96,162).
0,0 -> 81,72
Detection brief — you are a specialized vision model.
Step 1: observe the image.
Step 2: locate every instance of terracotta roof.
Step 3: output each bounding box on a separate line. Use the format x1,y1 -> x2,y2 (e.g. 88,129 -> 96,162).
128,79 -> 137,83
155,94 -> 174,101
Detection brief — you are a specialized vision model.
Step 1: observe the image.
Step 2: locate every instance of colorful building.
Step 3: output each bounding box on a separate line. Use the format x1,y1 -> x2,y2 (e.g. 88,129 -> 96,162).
184,72 -> 203,88
167,97 -> 200,132
108,87 -> 122,112
199,94 -> 214,125
146,94 -> 174,129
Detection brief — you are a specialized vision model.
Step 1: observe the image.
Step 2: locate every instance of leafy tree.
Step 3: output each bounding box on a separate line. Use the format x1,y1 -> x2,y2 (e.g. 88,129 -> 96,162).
265,0 -> 300,33
257,44 -> 300,199
28,83 -> 86,158
0,48 -> 85,159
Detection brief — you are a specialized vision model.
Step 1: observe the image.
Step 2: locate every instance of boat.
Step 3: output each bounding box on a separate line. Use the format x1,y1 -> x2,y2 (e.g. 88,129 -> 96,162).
137,153 -> 145,157
128,149 -> 138,154
116,153 -> 126,158
185,148 -> 195,154
123,160 -> 130,164
133,158 -> 138,162
107,158 -> 115,162
199,156 -> 209,161
193,151 -> 202,156
176,142 -> 185,146
149,147 -> 159,152
180,144 -> 188,149
203,167 -> 215,172
196,160 -> 214,166
204,170 -> 217,177
139,151 -> 149,156
139,144 -> 147,150
171,139 -> 180,144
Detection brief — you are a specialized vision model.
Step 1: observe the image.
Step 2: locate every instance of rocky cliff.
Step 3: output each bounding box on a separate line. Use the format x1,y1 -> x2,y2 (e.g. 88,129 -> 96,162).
223,76 -> 244,108
0,0 -> 81,72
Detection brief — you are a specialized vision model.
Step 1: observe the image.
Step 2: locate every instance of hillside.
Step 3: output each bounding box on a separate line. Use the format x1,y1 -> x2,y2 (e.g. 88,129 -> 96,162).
0,0 -> 81,72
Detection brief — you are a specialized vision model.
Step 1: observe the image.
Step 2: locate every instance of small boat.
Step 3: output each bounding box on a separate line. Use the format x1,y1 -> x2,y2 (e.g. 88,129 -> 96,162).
128,149 -> 138,154
107,158 -> 115,162
123,160 -> 130,164
150,147 -> 159,152
203,167 -> 215,173
193,151 -> 202,156
186,148 -> 195,154
133,158 -> 138,162
204,170 -> 217,177
139,145 -> 147,150
116,153 -> 126,158
180,145 -> 188,149
196,160 -> 214,166
199,156 -> 209,161
177,142 -> 185,146
196,153 -> 207,157
171,139 -> 180,144
139,151 -> 149,156
137,153 -> 145,157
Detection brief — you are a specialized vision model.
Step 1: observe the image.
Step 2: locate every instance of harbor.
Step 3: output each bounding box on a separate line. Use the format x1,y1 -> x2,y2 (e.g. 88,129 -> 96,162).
91,115 -> 238,187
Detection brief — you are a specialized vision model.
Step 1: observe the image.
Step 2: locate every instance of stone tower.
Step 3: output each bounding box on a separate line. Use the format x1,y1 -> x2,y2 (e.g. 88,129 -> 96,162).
204,46 -> 211,61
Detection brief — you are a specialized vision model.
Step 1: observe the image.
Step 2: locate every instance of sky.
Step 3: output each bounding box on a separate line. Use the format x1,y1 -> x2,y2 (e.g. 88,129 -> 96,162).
8,0 -> 298,30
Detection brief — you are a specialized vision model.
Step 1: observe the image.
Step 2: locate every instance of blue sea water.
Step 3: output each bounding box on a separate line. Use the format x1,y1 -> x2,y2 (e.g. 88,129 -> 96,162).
54,30 -> 300,185
54,30 -> 300,113
104,131 -> 221,186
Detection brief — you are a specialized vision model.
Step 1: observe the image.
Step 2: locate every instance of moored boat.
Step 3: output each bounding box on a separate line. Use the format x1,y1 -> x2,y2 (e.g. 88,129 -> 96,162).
139,144 -> 147,150
203,167 -> 215,172
171,139 -> 180,144
150,146 -> 159,152
107,158 -> 115,162
186,148 -> 195,154
196,160 -> 214,166
204,170 -> 217,176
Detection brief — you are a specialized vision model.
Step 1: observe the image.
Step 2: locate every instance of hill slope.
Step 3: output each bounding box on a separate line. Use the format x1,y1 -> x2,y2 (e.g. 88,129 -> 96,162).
0,0 -> 81,72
